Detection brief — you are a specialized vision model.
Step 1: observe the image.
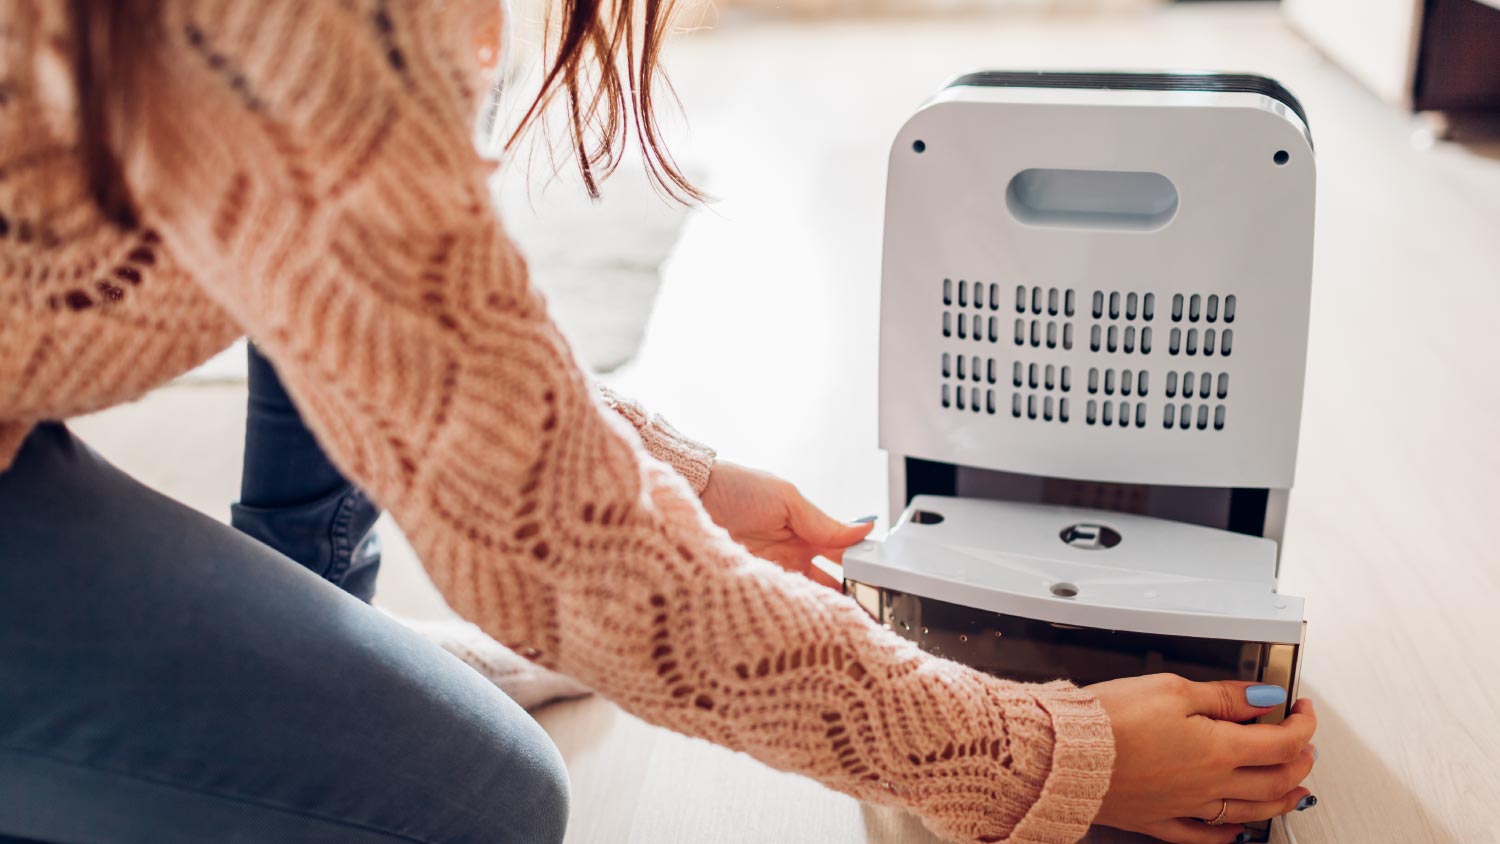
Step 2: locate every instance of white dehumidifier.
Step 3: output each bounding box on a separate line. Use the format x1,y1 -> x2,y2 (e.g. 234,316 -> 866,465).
842,72 -> 1315,843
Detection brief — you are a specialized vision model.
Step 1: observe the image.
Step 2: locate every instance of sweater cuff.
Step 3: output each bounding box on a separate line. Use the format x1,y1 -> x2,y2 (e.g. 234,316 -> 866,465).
1006,681 -> 1117,844
596,385 -> 717,495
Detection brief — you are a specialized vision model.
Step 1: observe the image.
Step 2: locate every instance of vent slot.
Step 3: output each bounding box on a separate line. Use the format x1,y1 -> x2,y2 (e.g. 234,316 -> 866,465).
1170,293 -> 1238,326
940,353 -> 1000,414
992,285 -> 1077,349
1094,290 -> 1156,322
1016,285 -> 1076,317
1009,360 -> 1072,424
941,353 -> 999,385
1085,399 -> 1148,428
942,279 -> 1007,343
1089,290 -> 1155,355
943,278 -> 1003,309
1086,367 -> 1150,398
1014,317 -> 1072,349
1010,391 -> 1070,417
1162,402 -> 1229,431
1167,326 -> 1231,357
1164,369 -> 1230,401
945,383 -> 993,414
944,310 -> 1006,344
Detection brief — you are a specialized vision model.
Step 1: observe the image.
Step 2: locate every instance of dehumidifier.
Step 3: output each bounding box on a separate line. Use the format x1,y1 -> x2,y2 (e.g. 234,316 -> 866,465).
842,72 -> 1315,843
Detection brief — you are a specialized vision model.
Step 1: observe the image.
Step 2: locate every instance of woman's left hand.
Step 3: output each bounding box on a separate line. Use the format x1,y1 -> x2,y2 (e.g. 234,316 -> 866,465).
699,461 -> 874,588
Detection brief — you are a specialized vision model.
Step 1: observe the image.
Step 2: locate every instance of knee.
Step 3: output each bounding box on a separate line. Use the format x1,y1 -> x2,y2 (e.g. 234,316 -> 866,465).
516,735 -> 571,844
463,713 -> 571,844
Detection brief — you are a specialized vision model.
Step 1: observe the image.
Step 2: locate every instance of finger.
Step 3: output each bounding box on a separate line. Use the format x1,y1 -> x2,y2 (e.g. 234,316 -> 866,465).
1183,680 -> 1288,722
1192,787 -> 1311,825
787,494 -> 875,550
1222,698 -> 1318,766
1227,745 -> 1317,802
1140,818 -> 1245,844
804,555 -> 844,590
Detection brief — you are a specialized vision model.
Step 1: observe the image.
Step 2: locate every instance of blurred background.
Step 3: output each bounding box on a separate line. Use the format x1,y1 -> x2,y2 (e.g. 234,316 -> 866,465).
77,0 -> 1499,842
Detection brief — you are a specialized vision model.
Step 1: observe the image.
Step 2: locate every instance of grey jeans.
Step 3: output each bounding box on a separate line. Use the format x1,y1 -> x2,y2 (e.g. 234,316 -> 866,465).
0,423 -> 569,844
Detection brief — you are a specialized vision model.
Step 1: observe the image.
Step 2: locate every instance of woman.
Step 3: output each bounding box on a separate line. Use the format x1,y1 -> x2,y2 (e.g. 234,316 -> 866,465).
0,2 -> 1318,843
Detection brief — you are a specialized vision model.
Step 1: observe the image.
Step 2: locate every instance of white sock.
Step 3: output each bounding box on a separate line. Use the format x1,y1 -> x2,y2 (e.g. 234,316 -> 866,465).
397,615 -> 592,711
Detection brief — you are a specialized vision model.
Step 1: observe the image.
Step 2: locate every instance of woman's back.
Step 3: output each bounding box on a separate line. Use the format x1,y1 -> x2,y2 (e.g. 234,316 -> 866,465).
0,0 -> 240,460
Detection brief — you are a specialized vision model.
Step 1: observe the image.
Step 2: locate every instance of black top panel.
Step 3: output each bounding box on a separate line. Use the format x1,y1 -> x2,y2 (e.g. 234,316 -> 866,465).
946,71 -> 1310,134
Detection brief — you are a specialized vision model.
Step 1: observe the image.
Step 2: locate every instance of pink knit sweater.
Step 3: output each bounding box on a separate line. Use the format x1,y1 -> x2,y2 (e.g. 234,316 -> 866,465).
0,3 -> 1115,841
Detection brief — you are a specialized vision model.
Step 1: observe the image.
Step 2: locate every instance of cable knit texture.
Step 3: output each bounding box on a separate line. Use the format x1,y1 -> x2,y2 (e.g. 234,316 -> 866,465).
0,3 -> 1115,841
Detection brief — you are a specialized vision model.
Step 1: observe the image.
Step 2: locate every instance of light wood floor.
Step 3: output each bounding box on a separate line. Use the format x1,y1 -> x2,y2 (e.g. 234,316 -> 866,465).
71,2 -> 1500,843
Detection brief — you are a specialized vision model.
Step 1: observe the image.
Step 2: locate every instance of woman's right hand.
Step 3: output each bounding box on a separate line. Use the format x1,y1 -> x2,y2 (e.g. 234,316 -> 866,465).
1087,674 -> 1318,844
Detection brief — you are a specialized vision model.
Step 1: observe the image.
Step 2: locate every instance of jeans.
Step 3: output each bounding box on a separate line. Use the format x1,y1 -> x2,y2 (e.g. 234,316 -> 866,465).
0,348 -> 569,844
231,344 -> 384,602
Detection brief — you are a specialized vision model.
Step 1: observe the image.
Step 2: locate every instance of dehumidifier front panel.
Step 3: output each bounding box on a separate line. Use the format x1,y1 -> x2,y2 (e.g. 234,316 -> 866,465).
878,85 -> 1315,489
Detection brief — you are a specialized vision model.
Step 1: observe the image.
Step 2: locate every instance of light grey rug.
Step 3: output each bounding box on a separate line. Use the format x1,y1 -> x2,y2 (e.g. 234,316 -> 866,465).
183,160 -> 690,382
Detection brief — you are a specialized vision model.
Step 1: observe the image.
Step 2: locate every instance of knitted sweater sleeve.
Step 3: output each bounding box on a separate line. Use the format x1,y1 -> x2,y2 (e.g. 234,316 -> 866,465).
128,4 -> 1114,841
596,384 -> 716,494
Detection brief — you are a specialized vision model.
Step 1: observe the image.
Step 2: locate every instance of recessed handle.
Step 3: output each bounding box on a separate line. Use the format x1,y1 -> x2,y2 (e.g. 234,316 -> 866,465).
1006,168 -> 1178,231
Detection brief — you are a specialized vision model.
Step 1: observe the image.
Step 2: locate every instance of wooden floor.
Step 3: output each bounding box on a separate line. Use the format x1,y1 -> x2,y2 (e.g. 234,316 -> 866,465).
70,2 -> 1500,843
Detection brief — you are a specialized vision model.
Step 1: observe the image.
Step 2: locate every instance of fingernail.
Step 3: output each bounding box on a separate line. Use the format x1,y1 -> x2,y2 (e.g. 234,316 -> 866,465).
1234,834 -> 1252,843
1296,794 -> 1318,811
1313,746 -> 1320,762
851,515 -> 877,524
1245,684 -> 1287,707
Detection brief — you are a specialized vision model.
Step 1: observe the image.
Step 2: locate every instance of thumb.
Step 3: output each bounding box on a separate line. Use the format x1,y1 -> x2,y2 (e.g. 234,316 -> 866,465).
787,494 -> 875,551
1185,680 -> 1288,721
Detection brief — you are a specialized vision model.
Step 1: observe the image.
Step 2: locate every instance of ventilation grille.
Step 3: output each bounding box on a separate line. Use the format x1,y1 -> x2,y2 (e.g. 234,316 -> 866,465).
1085,399 -> 1148,428
1087,290 -> 1154,354
1014,393 -> 1071,422
940,278 -> 1009,344
1167,326 -> 1233,357
1010,284 -> 1076,350
1164,370 -> 1230,401
1019,284 -> 1077,318
934,280 -> 1236,432
1088,324 -> 1151,354
1162,370 -> 1230,430
1167,293 -> 1236,357
1163,403 -> 1228,431
1010,361 -> 1072,423
943,311 -> 1003,343
1092,290 -> 1156,322
1086,367 -> 1150,398
1170,293 -> 1236,324
940,352 -> 999,414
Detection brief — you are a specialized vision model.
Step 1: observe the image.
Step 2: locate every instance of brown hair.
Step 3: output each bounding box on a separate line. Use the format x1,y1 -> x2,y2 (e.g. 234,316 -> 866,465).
515,0 -> 703,203
71,0 -> 141,228
71,0 -> 700,228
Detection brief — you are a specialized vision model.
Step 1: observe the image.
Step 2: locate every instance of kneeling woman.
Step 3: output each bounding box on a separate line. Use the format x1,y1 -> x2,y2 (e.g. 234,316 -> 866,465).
0,2 -> 1316,843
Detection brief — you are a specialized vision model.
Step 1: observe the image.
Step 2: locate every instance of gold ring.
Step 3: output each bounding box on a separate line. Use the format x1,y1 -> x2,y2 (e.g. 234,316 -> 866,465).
1205,799 -> 1230,826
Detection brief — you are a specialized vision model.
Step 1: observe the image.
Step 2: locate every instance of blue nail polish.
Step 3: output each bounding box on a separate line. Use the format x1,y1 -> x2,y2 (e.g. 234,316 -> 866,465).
1314,746 -> 1320,762
851,515 -> 877,524
1296,794 -> 1318,811
1234,834 -> 1252,843
1245,684 -> 1287,707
